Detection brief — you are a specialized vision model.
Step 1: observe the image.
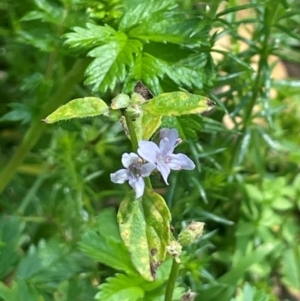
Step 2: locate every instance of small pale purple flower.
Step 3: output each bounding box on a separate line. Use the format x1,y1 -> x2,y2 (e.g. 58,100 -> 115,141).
138,128 -> 195,184
110,153 -> 155,198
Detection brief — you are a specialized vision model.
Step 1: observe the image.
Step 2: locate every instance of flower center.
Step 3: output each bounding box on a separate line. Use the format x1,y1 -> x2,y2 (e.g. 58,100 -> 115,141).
129,158 -> 143,178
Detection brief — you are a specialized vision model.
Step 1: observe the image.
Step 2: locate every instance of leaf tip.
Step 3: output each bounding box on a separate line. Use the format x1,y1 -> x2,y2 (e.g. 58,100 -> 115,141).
206,99 -> 216,108
41,118 -> 49,124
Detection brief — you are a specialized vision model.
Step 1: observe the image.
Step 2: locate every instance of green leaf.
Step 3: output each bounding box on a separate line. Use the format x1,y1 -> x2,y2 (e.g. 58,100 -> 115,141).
129,12 -> 210,46
97,279 -> 144,301
22,0 -> 64,25
143,91 -> 215,117
218,243 -> 275,285
124,53 -> 164,95
230,283 -> 270,301
117,189 -> 171,281
64,24 -> 116,49
80,231 -> 136,274
54,278 -> 97,301
216,3 -> 260,17
140,112 -> 162,140
119,0 -> 176,31
0,279 -> 43,301
0,216 -> 25,279
281,246 -> 300,290
96,261 -> 182,301
85,33 -> 142,92
16,239 -> 84,285
96,272 -> 159,301
96,208 -> 123,242
43,97 -> 109,124
161,115 -> 203,139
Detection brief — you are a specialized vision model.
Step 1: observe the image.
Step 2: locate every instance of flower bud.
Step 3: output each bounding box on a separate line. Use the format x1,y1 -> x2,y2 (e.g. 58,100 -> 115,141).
106,108 -> 121,121
111,93 -> 131,109
180,289 -> 196,301
178,222 -> 205,246
166,241 -> 182,263
126,104 -> 142,118
131,92 -> 147,105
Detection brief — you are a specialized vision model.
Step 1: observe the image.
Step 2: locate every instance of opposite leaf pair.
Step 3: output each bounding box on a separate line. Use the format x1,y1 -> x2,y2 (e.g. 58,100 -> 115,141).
110,128 -> 195,198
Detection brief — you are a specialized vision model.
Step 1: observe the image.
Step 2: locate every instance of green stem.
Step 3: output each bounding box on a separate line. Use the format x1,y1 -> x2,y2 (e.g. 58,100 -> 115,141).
124,111 -> 139,152
0,58 -> 91,195
124,112 -> 152,190
164,259 -> 180,301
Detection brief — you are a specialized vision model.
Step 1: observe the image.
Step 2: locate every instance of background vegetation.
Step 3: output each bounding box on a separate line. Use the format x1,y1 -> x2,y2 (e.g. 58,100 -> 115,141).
0,0 -> 300,300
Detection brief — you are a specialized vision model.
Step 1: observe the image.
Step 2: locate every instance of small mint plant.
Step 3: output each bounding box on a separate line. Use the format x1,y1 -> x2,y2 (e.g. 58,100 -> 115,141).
44,82 -> 213,300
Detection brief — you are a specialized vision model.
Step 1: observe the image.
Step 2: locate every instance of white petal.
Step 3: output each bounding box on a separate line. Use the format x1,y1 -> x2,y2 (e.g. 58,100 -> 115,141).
122,152 -> 139,168
157,163 -> 171,185
110,169 -> 129,183
159,128 -> 179,155
138,141 -> 159,163
168,153 -> 195,170
129,176 -> 145,198
141,163 -> 156,177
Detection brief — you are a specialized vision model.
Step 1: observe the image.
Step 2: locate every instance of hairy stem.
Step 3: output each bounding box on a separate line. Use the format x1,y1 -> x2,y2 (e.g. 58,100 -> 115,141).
0,58 -> 91,195
164,259 -> 180,301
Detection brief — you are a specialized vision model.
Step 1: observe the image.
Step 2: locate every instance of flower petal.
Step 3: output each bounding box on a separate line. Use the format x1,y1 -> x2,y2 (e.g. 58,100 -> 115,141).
138,141 -> 159,163
168,153 -> 195,170
141,163 -> 156,177
157,163 -> 171,185
110,169 -> 129,183
159,128 -> 179,155
122,152 -> 139,168
129,176 -> 145,198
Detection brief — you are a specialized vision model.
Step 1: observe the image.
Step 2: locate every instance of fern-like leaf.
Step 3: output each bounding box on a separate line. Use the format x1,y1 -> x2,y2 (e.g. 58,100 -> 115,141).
119,0 -> 176,31
64,23 -> 116,49
129,12 -> 210,46
85,32 -> 142,92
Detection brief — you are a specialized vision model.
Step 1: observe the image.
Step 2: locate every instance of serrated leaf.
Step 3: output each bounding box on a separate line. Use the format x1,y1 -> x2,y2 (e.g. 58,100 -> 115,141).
96,273 -> 158,301
119,0 -> 176,31
144,91 -> 215,117
64,24 -> 116,49
43,97 -> 108,124
129,12 -> 210,46
85,33 -> 142,92
96,261 -> 181,301
16,239 -> 83,285
117,189 -> 171,281
54,278 -> 97,301
0,216 -> 25,279
0,279 -> 42,301
80,231 -> 136,273
163,53 -> 208,89
124,53 -> 164,95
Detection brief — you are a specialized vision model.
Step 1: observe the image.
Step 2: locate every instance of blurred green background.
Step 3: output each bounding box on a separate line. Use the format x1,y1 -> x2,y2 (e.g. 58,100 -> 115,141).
0,0 -> 300,300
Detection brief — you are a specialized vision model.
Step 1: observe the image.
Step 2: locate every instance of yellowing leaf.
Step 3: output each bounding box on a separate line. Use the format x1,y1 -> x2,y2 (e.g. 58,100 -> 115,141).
43,97 -> 108,124
117,189 -> 171,281
143,91 -> 215,116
